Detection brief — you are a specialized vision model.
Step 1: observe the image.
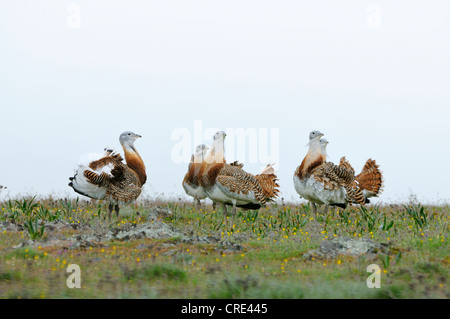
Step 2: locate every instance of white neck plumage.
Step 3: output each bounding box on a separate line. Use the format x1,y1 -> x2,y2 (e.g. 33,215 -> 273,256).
205,138 -> 225,164
300,138 -> 324,175
307,138 -> 322,158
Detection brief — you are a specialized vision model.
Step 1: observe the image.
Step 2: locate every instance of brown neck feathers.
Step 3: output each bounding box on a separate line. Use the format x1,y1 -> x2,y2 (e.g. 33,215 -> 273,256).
297,153 -> 325,179
125,150 -> 147,186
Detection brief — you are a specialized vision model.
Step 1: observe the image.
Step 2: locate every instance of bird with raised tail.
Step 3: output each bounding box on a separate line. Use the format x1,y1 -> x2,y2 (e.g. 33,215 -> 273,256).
182,144 -> 209,209
69,131 -> 147,218
293,130 -> 384,214
201,131 -> 280,216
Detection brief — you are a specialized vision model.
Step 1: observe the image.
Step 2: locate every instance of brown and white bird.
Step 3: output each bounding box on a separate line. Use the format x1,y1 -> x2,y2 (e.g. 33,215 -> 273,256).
69,131 -> 147,218
293,131 -> 383,214
182,144 -> 209,209
200,131 -> 280,216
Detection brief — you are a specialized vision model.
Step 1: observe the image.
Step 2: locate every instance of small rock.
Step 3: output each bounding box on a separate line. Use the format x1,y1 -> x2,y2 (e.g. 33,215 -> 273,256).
1,221 -> 24,232
13,240 -> 35,249
150,206 -> 173,218
303,237 -> 388,260
44,220 -> 70,232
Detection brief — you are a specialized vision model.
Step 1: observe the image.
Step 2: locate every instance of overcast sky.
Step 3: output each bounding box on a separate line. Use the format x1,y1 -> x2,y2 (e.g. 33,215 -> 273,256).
0,1 -> 449,205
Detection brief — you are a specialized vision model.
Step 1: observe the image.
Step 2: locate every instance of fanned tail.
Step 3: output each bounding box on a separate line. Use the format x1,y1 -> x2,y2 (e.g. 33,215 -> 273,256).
356,159 -> 384,198
255,163 -> 280,201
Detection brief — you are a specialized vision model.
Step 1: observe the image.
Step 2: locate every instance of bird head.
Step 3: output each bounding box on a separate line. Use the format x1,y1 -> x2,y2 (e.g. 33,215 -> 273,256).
195,144 -> 209,153
319,138 -> 329,147
119,131 -> 142,146
196,144 -> 209,157
194,144 -> 209,163
309,130 -> 324,142
213,131 -> 227,141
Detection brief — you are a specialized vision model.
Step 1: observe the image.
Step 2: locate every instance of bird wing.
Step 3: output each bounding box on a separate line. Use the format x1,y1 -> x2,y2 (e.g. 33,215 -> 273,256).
69,150 -> 125,200
311,159 -> 365,205
338,157 -> 365,204
215,175 -> 255,199
311,162 -> 349,191
215,164 -> 267,204
338,157 -> 355,178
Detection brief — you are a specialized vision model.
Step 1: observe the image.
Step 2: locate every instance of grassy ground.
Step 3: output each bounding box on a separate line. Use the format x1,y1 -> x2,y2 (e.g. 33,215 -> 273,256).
0,196 -> 448,299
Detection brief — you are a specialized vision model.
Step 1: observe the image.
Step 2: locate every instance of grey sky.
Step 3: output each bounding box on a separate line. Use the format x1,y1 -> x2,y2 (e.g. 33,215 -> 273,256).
1,1 -> 449,204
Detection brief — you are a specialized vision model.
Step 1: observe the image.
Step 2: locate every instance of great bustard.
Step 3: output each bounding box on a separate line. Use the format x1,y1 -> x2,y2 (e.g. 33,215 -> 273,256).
293,130 -> 383,214
200,131 -> 280,216
182,144 -> 209,209
69,131 -> 147,218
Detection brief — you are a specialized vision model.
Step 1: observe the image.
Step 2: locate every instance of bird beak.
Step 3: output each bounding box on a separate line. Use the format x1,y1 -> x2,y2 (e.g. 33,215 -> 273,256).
136,134 -> 142,138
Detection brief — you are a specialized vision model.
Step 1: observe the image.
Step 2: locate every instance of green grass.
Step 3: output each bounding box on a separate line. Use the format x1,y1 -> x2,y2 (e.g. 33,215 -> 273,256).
6,247 -> 46,260
0,196 -> 448,299
123,263 -> 187,282
0,270 -> 22,282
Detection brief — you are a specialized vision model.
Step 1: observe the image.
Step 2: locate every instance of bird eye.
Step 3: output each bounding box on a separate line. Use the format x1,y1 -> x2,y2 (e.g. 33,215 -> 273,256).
128,133 -> 131,136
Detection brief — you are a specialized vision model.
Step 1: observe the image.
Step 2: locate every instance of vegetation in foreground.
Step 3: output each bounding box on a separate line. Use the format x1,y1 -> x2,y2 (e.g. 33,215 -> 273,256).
0,195 -> 448,299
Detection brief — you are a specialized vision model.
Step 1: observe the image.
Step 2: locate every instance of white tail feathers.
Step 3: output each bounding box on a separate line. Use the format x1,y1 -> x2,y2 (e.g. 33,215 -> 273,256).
70,151 -> 116,199
70,166 -> 108,199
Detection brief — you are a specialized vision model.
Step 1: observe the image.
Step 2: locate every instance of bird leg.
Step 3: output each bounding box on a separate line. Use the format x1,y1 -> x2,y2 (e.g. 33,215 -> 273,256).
310,202 -> 317,216
108,203 -> 114,220
226,201 -> 237,226
231,202 -> 237,217
195,198 -> 201,211
212,201 -> 217,212
221,203 -> 228,216
114,204 -> 120,218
